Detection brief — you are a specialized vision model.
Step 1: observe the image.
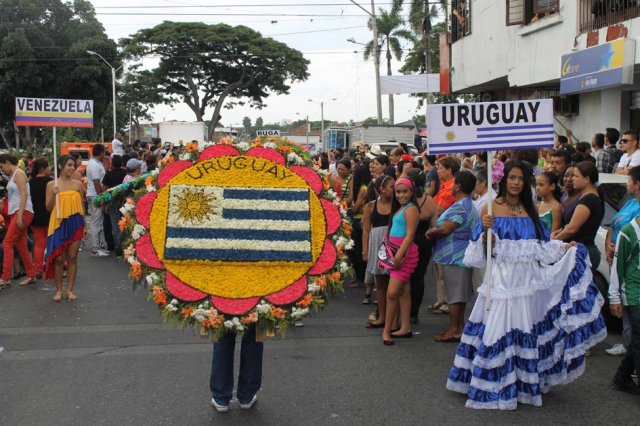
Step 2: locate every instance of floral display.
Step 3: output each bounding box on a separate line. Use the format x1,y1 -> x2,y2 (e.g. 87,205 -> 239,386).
109,137 -> 352,338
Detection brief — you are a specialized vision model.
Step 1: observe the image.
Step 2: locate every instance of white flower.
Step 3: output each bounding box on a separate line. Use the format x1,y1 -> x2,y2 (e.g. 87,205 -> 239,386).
344,239 -> 355,250
146,185 -> 156,193
195,314 -> 206,322
224,320 -> 235,329
339,262 -> 350,273
145,273 -> 159,285
255,302 -> 271,314
170,299 -> 179,305
131,224 -> 147,240
127,256 -> 136,265
326,189 -> 338,200
291,307 -> 309,318
119,203 -> 135,216
308,283 -> 320,293
165,304 -> 178,312
236,142 -> 249,151
150,168 -> 160,176
264,142 -> 276,149
287,152 -> 304,165
179,152 -> 191,161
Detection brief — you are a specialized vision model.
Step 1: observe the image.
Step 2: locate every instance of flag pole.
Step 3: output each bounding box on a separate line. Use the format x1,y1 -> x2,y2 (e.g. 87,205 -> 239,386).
484,150 -> 494,311
53,126 -> 60,218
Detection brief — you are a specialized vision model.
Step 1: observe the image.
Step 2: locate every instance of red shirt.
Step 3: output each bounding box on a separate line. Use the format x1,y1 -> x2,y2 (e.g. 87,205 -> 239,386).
434,179 -> 455,209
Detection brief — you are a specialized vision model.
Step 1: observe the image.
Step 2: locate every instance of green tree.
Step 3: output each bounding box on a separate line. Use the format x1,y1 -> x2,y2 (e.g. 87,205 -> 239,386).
255,117 -> 264,129
364,7 -> 416,124
0,0 -> 118,149
121,22 -> 309,140
118,67 -> 163,142
242,116 -> 252,134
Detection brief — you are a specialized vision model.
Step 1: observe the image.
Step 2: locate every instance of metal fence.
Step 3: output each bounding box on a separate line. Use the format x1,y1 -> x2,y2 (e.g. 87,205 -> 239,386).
580,0 -> 640,33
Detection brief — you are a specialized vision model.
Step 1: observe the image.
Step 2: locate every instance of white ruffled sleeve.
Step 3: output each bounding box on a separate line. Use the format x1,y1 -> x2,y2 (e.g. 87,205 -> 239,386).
463,238 -> 486,269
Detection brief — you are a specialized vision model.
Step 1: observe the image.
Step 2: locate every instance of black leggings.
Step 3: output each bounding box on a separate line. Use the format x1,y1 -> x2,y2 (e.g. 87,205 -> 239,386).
350,219 -> 366,283
410,241 -> 432,318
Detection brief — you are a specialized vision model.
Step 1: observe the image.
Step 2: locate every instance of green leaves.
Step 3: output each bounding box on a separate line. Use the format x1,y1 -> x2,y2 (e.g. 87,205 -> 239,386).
121,22 -> 309,134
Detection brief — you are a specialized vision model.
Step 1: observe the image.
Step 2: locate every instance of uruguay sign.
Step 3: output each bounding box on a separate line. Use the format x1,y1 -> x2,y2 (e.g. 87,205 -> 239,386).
427,99 -> 554,154
15,97 -> 93,128
560,38 -> 635,95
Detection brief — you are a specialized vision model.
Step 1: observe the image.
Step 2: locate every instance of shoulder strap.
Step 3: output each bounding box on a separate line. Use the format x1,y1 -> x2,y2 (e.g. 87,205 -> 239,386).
630,219 -> 640,242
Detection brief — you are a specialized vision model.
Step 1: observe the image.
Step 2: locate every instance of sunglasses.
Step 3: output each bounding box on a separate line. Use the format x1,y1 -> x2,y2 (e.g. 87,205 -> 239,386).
621,139 -> 637,143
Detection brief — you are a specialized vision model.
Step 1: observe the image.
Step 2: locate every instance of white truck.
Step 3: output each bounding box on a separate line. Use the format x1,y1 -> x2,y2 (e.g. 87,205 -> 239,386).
346,124 -> 415,150
158,121 -> 208,145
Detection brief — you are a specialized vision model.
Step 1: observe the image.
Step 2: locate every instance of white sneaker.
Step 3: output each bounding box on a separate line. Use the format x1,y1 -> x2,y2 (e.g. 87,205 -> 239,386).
605,343 -> 627,356
211,398 -> 229,413
91,249 -> 109,257
239,394 -> 258,410
294,319 -> 304,327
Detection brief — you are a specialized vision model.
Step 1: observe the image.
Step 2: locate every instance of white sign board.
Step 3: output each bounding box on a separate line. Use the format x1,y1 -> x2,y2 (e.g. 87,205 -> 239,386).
427,99 -> 554,154
256,129 -> 280,137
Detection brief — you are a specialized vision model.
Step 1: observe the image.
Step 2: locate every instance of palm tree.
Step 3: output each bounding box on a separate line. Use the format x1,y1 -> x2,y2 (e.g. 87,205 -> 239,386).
392,0 -> 448,84
363,7 -> 416,124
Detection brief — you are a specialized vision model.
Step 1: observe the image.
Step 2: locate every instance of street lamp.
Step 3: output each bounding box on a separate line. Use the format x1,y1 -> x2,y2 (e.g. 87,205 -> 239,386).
87,50 -> 124,140
348,0 -> 383,124
308,98 -> 336,147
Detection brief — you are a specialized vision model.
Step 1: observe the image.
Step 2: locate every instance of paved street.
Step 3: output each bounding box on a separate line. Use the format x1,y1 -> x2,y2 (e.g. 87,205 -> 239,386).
1,251 -> 639,426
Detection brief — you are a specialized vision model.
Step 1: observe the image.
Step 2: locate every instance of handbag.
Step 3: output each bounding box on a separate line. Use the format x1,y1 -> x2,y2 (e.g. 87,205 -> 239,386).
377,238 -> 400,269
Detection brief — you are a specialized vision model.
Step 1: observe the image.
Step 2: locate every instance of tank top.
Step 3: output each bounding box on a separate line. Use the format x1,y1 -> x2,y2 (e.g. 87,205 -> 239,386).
371,199 -> 390,228
539,209 -> 553,232
353,184 -> 368,220
7,169 -> 34,215
389,203 -> 414,238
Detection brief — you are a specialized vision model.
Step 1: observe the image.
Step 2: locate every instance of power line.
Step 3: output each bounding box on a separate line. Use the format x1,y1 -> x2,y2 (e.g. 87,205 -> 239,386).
91,2 -> 396,7
95,12 -> 365,16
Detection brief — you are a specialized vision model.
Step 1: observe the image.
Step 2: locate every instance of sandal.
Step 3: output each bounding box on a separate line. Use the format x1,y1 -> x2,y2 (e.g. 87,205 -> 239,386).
53,291 -> 62,302
361,294 -> 372,305
0,279 -> 11,288
67,292 -> 77,301
19,277 -> 37,286
427,302 -> 443,311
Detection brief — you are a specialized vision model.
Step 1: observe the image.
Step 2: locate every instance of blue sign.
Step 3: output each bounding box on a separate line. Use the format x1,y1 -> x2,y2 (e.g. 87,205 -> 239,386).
560,38 -> 635,95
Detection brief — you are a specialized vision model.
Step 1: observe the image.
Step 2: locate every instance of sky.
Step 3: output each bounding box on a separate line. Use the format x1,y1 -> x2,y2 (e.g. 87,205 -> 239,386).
88,0 -> 427,128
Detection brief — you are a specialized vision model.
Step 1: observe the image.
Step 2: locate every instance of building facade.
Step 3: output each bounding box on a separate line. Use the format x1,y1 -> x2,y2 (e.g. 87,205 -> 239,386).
451,0 -> 640,143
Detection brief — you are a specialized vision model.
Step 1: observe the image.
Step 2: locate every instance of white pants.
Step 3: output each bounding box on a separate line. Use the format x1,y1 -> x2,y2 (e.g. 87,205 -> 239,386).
87,197 -> 104,252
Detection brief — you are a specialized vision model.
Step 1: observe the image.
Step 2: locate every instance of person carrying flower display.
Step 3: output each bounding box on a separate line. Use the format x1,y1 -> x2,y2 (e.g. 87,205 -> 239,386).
379,177 -> 419,345
446,160 -> 606,410
45,156 -> 85,302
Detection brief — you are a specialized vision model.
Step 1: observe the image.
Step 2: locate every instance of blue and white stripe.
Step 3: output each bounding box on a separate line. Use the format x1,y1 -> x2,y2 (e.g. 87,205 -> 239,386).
165,185 -> 312,262
429,124 -> 555,154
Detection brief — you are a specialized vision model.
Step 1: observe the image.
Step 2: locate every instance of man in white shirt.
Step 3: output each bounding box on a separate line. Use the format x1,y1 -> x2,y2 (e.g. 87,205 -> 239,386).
111,132 -> 124,157
616,130 -> 640,175
86,144 -> 109,257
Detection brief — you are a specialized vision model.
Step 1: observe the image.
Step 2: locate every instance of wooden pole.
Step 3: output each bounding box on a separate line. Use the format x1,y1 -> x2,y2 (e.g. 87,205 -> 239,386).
484,150 -> 494,311
53,127 -> 60,218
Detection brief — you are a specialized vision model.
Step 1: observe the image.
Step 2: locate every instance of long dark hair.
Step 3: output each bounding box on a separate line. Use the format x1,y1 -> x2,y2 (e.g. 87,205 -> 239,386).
407,168 -> 426,198
352,163 -> 372,205
574,160 -> 604,211
498,160 -> 544,240
31,157 -> 49,177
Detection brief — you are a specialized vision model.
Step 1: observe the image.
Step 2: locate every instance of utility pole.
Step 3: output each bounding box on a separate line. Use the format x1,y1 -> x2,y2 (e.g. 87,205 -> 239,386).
371,0 -> 383,124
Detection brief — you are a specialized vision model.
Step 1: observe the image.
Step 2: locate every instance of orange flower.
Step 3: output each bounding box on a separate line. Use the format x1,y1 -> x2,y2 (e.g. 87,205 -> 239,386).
337,245 -> 344,256
241,312 -> 258,325
118,215 -> 131,231
186,143 -> 198,152
131,261 -> 142,280
123,244 -> 135,258
278,145 -> 293,155
152,286 -> 167,305
270,306 -> 287,319
330,271 -> 341,281
322,175 -> 331,191
161,155 -> 176,165
145,176 -> 154,186
297,293 -> 313,308
181,307 -> 194,318
315,275 -> 327,289
342,221 -> 352,235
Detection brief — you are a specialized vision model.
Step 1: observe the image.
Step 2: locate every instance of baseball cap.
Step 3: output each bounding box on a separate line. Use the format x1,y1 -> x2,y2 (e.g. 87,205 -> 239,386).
126,158 -> 144,171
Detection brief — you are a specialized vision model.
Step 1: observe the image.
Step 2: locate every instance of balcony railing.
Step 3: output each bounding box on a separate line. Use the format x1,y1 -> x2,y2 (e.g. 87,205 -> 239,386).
580,0 -> 640,33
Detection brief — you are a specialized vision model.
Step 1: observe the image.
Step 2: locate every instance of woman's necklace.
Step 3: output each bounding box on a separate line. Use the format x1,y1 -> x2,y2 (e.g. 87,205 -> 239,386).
502,198 -> 523,215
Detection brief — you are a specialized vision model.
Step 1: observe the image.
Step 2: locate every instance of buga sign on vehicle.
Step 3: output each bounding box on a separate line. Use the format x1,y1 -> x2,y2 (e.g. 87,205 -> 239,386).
427,99 -> 554,154
15,97 -> 93,128
256,129 -> 280,137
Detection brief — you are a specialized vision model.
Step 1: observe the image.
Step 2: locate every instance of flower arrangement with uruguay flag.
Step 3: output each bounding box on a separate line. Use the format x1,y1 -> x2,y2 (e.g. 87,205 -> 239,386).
99,137 -> 352,337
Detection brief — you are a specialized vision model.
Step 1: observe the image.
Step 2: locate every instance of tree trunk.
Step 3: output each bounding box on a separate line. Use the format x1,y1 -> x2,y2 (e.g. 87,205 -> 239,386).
207,73 -> 256,141
386,41 -> 394,124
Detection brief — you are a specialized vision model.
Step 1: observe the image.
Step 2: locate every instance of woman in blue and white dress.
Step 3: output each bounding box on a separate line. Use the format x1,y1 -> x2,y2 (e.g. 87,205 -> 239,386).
446,160 -> 607,410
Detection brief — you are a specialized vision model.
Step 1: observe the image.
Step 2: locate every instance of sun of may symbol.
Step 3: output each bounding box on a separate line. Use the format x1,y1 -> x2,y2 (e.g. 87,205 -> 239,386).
446,131 -> 456,141
176,189 -> 215,223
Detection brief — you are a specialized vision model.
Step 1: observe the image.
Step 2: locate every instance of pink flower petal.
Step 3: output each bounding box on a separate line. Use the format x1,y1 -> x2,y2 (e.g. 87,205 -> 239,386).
198,145 -> 239,162
290,166 -> 323,194
158,161 -> 192,188
136,234 -> 164,269
245,147 -> 285,165
266,277 -> 307,305
165,272 -> 207,302
321,199 -> 341,235
211,296 -> 260,315
135,192 -> 157,229
308,239 -> 337,275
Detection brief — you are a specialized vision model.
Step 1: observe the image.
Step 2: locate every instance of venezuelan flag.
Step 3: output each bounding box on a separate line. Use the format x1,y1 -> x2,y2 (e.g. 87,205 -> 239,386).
45,191 -> 85,279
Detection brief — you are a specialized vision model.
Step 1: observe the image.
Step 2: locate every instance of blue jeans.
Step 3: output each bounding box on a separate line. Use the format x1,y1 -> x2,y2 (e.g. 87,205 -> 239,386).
616,305 -> 640,380
210,325 -> 263,405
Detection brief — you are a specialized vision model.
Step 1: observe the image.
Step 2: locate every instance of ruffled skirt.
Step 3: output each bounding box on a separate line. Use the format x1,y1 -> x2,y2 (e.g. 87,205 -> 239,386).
446,243 -> 607,410
366,226 -> 389,276
380,236 -> 418,281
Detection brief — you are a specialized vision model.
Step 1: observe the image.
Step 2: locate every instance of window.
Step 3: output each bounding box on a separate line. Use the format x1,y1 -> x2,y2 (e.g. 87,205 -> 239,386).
452,0 -> 471,42
507,0 -> 559,26
552,95 -> 579,117
579,0 -> 640,33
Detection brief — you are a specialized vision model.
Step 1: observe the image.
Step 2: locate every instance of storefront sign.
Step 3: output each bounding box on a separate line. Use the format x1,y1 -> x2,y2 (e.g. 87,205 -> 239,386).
427,99 -> 554,154
256,129 -> 280,136
15,97 -> 93,128
560,38 -> 635,95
